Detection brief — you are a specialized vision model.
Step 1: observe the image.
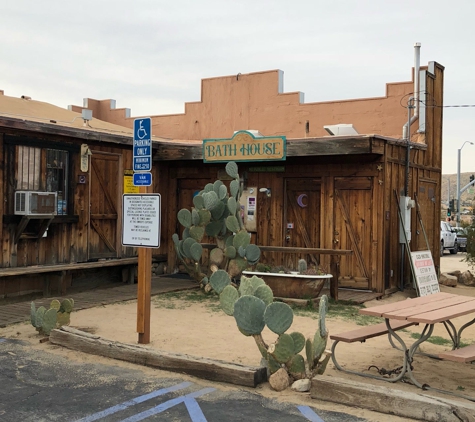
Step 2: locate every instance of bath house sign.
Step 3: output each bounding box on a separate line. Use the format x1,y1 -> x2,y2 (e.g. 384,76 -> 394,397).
203,130 -> 286,163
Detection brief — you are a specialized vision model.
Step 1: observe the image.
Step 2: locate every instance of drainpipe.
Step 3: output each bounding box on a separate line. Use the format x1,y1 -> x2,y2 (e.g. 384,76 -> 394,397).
402,42 -> 421,140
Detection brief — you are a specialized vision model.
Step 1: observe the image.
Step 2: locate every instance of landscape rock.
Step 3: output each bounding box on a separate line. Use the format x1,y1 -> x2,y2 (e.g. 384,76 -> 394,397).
291,378 -> 311,392
460,270 -> 475,287
439,273 -> 458,287
447,270 -> 461,282
269,368 -> 290,391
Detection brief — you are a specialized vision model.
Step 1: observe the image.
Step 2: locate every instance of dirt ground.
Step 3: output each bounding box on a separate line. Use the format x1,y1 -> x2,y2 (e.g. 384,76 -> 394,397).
2,255 -> 475,421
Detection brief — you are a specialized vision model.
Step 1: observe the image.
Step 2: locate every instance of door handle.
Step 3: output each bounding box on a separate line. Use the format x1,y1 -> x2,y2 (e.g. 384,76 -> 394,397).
286,235 -> 291,243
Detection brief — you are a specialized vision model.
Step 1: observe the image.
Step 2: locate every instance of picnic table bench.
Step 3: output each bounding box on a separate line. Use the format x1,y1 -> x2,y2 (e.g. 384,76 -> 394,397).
330,292 -> 475,401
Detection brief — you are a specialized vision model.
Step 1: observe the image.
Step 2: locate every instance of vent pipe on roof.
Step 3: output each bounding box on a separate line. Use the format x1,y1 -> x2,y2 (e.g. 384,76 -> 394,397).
402,42 -> 421,140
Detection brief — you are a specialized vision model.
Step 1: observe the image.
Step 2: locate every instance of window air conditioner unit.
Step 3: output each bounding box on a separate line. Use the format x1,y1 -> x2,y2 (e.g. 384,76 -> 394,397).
14,191 -> 58,216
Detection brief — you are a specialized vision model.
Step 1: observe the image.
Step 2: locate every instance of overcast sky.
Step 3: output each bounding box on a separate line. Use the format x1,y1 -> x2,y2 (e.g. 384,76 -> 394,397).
1,0 -> 475,174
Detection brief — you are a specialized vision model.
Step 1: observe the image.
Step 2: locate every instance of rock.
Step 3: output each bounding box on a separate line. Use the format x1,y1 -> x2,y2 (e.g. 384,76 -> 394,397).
291,379 -> 311,392
439,273 -> 458,287
460,270 -> 475,287
269,368 -> 290,391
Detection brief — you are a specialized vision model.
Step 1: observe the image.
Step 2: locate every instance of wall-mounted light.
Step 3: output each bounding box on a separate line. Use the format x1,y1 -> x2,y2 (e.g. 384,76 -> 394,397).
259,187 -> 271,198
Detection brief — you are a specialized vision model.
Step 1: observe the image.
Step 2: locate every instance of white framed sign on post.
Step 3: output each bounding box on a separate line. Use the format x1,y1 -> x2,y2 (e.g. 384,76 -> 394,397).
122,194 -> 161,248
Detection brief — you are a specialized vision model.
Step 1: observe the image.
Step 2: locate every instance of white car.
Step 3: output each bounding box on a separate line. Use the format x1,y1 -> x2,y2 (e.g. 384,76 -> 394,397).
440,221 -> 458,255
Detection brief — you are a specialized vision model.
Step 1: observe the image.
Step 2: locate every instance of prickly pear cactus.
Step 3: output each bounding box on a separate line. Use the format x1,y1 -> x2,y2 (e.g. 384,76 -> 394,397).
173,162 -> 261,290
212,271 -> 331,389
30,297 -> 75,335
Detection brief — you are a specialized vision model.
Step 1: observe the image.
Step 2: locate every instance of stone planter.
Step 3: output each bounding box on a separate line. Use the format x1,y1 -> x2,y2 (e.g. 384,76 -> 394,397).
242,271 -> 332,299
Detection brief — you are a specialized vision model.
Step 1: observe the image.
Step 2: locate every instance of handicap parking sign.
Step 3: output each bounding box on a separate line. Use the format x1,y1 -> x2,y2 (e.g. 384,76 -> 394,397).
133,118 -> 152,172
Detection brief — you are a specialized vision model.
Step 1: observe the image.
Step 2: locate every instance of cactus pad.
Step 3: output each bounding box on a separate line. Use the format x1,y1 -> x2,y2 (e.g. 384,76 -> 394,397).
238,277 -> 254,296
30,302 -> 36,326
209,270 -> 231,294
228,258 -> 248,277
289,332 -> 306,354
287,354 -> 306,379
191,209 -> 200,226
204,183 -> 214,193
253,284 -> 273,305
224,246 -> 236,259
218,184 -> 228,200
225,215 -> 240,233
233,295 -> 266,336
50,299 -> 61,310
189,226 -> 205,242
205,221 -> 222,237
227,196 -> 237,215
210,248 -> 224,266
193,194 -> 205,210
177,209 -> 192,228
245,244 -> 261,264
270,334 -> 294,363
264,302 -> 294,335
210,200 -> 226,220
190,243 -> 203,261
230,180 -> 239,198
183,237 -> 197,258
225,161 -> 239,179
56,311 -> 70,327
35,306 -> 46,329
42,308 -> 57,335
220,285 -> 239,316
60,299 -> 73,313
233,230 -> 250,249
203,191 -> 219,210
198,209 -> 211,225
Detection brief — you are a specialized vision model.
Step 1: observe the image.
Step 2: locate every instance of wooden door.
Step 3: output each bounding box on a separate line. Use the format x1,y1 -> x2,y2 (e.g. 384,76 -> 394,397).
284,179 -> 321,269
88,152 -> 121,260
334,177 -> 372,289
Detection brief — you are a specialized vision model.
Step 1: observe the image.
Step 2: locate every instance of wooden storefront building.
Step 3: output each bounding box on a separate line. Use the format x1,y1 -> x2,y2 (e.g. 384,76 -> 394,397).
2,57 -> 444,298
147,62 -> 444,295
0,93 -> 167,298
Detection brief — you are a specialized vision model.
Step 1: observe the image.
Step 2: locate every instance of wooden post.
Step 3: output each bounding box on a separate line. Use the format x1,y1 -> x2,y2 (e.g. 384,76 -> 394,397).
137,186 -> 152,344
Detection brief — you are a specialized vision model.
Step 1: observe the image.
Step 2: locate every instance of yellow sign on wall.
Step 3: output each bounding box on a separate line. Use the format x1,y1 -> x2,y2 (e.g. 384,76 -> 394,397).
203,131 -> 286,163
124,170 -> 139,193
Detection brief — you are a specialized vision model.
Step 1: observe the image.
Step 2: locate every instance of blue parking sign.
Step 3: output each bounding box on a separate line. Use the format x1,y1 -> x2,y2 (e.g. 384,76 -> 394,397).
133,118 -> 152,172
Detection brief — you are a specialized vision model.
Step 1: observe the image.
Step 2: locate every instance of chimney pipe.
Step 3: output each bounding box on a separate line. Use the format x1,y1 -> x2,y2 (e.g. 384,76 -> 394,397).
402,42 -> 421,140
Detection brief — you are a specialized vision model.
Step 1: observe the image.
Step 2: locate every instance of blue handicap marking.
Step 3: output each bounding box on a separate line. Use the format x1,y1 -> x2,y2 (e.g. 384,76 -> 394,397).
120,387 -> 216,422
298,405 -> 325,422
0,338 -> 7,343
75,381 -> 192,422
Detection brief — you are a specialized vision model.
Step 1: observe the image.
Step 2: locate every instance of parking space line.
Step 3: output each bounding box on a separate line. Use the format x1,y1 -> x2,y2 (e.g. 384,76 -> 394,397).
297,405 -> 325,422
120,387 -> 216,422
184,397 -> 208,422
75,381 -> 192,422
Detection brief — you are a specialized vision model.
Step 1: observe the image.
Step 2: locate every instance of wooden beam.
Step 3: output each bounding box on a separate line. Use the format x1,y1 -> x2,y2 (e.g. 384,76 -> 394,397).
154,137 -> 386,161
0,257 -> 138,277
201,244 -> 352,255
311,376 -> 475,422
50,327 -> 267,388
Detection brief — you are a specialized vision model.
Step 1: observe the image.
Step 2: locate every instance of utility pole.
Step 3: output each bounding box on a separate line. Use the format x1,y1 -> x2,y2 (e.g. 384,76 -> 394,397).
457,141 -> 474,227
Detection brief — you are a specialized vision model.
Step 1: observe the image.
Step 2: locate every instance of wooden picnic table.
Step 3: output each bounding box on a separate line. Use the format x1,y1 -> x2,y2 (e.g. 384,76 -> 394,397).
357,291 -> 475,400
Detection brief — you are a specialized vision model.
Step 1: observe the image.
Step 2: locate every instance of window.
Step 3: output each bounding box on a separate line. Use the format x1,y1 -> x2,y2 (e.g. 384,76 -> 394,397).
15,145 -> 70,215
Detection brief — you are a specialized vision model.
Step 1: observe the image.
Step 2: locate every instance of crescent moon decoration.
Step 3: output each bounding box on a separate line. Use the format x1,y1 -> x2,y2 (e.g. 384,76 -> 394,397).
297,194 -> 308,208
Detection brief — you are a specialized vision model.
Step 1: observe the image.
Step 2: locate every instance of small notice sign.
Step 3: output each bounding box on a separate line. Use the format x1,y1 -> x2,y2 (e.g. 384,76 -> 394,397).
122,194 -> 161,248
410,250 -> 440,296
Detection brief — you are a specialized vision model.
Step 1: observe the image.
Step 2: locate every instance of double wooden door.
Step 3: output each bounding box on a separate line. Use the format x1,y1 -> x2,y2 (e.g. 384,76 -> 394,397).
285,177 -> 373,290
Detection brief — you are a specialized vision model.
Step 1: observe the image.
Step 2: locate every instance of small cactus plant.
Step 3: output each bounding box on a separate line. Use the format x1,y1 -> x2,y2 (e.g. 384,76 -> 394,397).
30,298 -> 75,336
173,161 -> 261,289
209,271 -> 330,390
